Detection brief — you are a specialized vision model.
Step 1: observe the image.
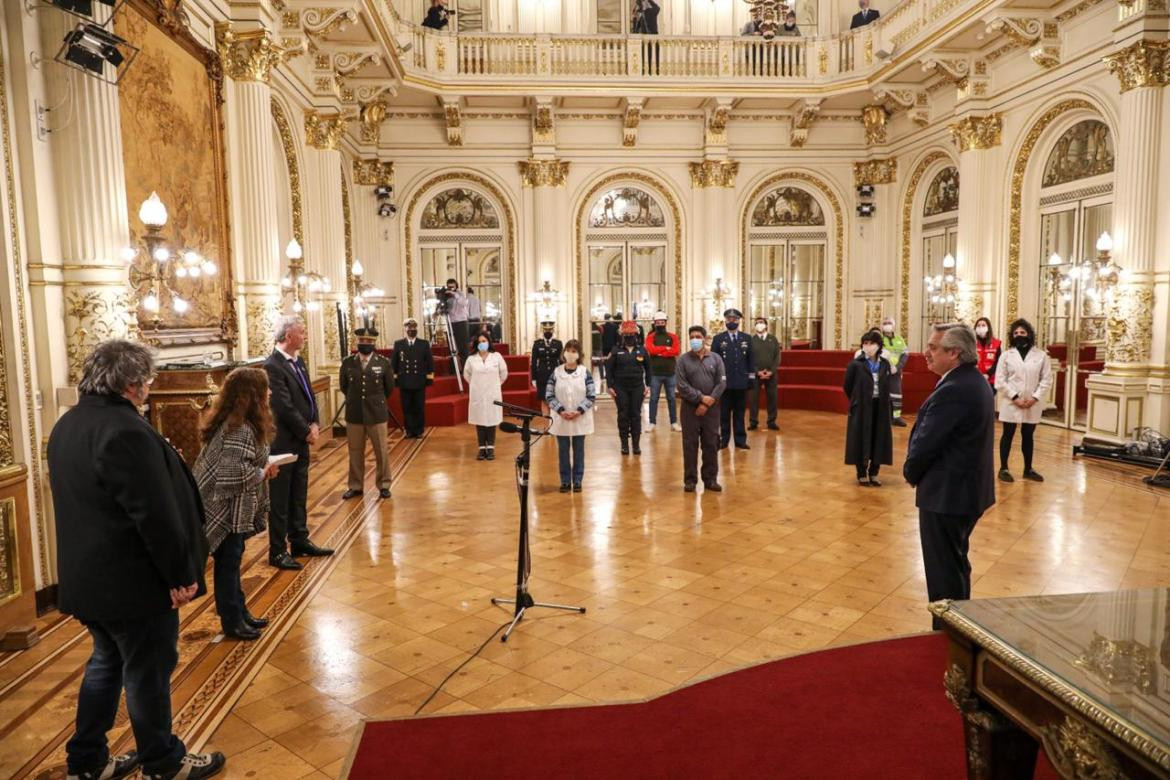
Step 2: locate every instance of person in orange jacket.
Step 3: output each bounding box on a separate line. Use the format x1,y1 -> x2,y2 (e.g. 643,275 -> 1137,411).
644,311 -> 682,432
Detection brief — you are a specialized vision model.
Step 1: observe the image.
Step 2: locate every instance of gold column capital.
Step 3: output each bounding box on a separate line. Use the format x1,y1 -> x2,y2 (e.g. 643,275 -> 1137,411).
214,22 -> 302,83
948,113 -> 1003,152
304,110 -> 349,150
689,159 -> 739,188
1104,39 -> 1170,92
353,158 -> 394,186
861,104 -> 888,146
359,99 -> 389,144
852,158 -> 897,186
518,159 -> 569,188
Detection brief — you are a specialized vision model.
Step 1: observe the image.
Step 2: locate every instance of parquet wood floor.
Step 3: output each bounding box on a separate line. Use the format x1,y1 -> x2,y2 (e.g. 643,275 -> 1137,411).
4,406 -> 1168,779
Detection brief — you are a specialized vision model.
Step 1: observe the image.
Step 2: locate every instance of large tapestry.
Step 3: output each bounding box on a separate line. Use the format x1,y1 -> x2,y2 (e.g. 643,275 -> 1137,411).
115,1 -> 232,342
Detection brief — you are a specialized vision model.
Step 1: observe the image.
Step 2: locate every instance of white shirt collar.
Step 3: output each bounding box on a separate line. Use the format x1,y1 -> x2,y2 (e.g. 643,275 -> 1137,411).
276,345 -> 297,362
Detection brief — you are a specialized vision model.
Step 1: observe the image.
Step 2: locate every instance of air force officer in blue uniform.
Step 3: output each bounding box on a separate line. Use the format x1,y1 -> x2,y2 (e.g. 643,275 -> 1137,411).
710,308 -> 754,450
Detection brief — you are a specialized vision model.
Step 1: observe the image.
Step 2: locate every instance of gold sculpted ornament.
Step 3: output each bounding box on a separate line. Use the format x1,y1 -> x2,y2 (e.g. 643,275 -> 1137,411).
861,105 -> 888,145
214,22 -> 301,83
518,159 -> 569,188
304,110 -> 348,150
1104,39 -> 1170,92
852,158 -> 897,185
689,160 -> 739,188
949,114 -> 1002,152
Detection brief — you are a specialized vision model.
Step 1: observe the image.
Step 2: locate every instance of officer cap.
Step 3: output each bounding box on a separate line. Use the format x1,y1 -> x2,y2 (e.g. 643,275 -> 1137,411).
653,311 -> 667,322
723,308 -> 743,319
354,327 -> 379,342
540,320 -> 555,326
618,320 -> 639,335
403,317 -> 418,328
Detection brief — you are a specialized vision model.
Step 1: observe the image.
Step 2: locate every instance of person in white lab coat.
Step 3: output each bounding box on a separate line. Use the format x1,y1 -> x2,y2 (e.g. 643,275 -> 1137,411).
994,318 -> 1052,483
464,332 -> 508,461
545,339 -> 596,493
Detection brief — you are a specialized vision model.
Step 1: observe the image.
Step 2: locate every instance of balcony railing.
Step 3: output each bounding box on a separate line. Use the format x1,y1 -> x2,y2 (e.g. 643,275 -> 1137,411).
384,0 -> 992,85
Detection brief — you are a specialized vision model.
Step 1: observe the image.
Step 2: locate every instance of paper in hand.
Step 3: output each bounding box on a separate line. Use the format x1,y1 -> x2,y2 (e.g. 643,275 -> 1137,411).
268,453 -> 298,467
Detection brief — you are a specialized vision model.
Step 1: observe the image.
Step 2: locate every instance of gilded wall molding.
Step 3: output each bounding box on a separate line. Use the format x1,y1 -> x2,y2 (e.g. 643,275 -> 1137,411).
949,114 -> 1002,152
622,101 -> 642,147
271,100 -> 304,243
790,99 -> 822,148
1006,99 -> 1095,323
244,295 -> 280,358
741,172 -> 845,348
341,170 -> 355,341
404,172 -> 517,341
853,158 -> 897,185
353,158 -> 393,186
301,7 -> 359,37
358,99 -> 388,144
900,151 -> 951,340
1104,39 -> 1170,92
214,22 -> 302,83
444,101 -> 463,146
861,104 -> 888,145
1108,282 -> 1155,364
518,159 -> 569,188
689,160 -> 739,188
304,110 -> 348,150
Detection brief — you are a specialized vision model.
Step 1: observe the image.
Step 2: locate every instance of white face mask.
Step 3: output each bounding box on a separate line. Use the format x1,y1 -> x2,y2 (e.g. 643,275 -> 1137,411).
755,323 -> 766,333
882,326 -> 894,335
563,351 -> 579,364
863,344 -> 879,358
975,326 -> 989,338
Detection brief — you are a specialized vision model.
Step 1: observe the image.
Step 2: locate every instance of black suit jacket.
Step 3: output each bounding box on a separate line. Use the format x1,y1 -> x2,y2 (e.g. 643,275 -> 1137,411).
850,8 -> 879,28
904,362 -> 996,516
48,393 -> 208,621
392,338 -> 435,390
265,350 -> 319,454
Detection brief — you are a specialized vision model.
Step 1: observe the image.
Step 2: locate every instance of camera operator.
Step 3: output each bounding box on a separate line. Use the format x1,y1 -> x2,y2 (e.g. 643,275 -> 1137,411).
440,278 -> 471,363
422,0 -> 454,30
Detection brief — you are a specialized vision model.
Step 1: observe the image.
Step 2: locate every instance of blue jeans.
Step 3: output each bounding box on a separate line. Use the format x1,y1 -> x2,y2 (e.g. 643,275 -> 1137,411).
648,374 -> 677,424
67,610 -> 186,775
556,435 -> 586,486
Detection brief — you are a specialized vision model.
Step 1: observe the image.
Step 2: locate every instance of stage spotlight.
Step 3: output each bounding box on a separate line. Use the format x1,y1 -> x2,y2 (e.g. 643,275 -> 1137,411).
857,203 -> 876,217
856,184 -> 875,198
377,202 -> 397,218
41,0 -> 122,23
56,22 -> 138,84
374,184 -> 393,199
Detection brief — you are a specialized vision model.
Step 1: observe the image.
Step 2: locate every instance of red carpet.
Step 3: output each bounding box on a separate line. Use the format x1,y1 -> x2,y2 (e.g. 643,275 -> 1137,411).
347,633 -> 1058,779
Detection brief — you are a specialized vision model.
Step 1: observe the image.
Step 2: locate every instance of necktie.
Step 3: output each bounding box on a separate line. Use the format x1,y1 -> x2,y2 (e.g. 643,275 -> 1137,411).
290,359 -> 316,415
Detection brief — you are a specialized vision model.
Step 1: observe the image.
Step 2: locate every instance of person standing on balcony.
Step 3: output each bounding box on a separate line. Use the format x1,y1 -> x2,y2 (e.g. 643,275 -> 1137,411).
777,9 -> 802,75
422,0 -> 451,30
633,0 -> 660,75
644,311 -> 681,433
850,0 -> 880,29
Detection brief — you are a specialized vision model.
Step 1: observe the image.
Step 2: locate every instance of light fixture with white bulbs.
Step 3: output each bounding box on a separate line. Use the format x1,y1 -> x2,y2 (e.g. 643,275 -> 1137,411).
124,191 -> 218,331
281,238 -> 331,314
923,252 -> 960,322
1044,231 -> 1121,306
349,258 -> 384,328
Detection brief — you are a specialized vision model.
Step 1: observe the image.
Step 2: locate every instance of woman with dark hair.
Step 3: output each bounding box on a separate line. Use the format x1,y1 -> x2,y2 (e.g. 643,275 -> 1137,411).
843,330 -> 893,486
546,339 -> 596,492
193,367 -> 280,641
994,318 -> 1052,482
464,331 -> 508,460
974,316 -> 1001,386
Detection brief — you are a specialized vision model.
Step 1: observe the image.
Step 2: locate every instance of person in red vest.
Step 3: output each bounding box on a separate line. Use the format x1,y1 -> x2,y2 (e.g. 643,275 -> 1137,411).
644,311 -> 682,432
974,317 -> 1001,386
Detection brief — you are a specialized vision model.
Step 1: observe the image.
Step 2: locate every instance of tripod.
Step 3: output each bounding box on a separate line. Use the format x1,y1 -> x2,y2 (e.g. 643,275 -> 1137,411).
490,401 -> 586,642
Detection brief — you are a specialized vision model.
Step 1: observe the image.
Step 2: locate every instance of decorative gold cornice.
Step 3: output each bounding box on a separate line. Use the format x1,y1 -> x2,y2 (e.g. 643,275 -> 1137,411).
948,114 -> 1002,152
353,158 -> 393,186
1104,39 -> 1170,92
689,160 -> 739,188
214,22 -> 302,83
443,102 -> 463,146
853,158 -> 897,185
622,101 -> 642,147
518,159 -> 569,188
359,99 -> 388,144
304,110 -> 348,150
301,7 -> 359,37
861,104 -> 888,145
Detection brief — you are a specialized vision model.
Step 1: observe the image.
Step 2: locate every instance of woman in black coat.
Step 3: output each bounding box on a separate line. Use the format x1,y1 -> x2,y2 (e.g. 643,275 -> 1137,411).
843,329 -> 894,486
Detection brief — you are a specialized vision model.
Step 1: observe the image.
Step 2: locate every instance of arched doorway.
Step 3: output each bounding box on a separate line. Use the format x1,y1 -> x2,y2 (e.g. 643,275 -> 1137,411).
918,166 -> 959,347
743,184 -> 828,349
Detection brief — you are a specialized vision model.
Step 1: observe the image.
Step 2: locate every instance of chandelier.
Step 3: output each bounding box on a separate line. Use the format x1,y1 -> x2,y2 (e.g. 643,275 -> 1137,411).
1046,232 -> 1121,303
124,192 -> 217,328
280,239 -> 330,314
924,252 -> 959,320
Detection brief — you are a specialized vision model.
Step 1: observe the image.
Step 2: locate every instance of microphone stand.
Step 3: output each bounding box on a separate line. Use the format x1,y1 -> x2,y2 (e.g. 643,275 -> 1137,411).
490,401 -> 586,642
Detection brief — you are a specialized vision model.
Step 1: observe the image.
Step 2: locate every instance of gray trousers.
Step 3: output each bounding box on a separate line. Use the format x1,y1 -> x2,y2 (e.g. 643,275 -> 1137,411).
749,374 -> 778,425
347,421 -> 390,490
681,401 -> 720,486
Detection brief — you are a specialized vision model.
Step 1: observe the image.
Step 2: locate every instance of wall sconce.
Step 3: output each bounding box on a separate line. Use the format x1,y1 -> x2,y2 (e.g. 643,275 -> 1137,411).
1049,232 -> 1121,303
350,258 -> 385,327
924,252 -> 959,320
531,279 -> 559,323
705,277 -> 733,333
125,191 -> 217,330
280,238 -> 330,314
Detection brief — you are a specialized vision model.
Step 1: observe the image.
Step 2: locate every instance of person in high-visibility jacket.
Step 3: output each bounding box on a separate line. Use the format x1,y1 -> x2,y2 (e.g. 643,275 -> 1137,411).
880,316 -> 909,427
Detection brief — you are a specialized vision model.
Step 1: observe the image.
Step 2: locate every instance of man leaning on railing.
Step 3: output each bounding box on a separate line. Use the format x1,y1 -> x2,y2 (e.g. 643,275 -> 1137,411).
422,0 -> 452,31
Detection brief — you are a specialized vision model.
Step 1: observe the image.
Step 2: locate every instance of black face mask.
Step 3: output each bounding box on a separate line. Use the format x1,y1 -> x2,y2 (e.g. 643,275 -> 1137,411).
357,344 -> 375,355
407,329 -> 418,339
726,321 -> 739,331
543,330 -> 553,338
1013,336 -> 1030,349
654,325 -> 666,333
624,336 -> 638,346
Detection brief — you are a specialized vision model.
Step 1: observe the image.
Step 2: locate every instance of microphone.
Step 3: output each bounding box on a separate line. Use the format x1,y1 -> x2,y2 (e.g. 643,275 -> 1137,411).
499,421 -> 521,433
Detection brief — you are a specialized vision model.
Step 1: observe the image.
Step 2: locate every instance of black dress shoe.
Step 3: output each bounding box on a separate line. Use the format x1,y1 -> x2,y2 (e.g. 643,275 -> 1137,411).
243,610 -> 269,629
767,423 -> 780,431
292,541 -> 334,557
223,622 -> 260,641
703,482 -> 723,492
735,442 -> 751,450
1023,469 -> 1045,482
476,448 -> 486,460
559,484 -> 571,493
342,489 -> 362,500
379,488 -> 392,499
999,469 -> 1014,483
74,750 -> 140,780
485,450 -> 495,461
892,417 -> 908,427
632,444 -> 642,455
573,483 -> 582,493
684,483 -> 696,492
268,552 -> 302,570
621,443 -> 630,455
748,421 -> 759,431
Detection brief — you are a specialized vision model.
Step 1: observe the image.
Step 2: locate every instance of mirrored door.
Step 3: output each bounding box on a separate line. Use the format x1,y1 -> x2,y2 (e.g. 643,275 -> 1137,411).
587,241 -> 667,336
748,240 -> 826,348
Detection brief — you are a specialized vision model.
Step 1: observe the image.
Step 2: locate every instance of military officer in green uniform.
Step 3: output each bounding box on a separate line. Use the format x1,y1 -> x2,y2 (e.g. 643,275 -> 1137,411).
340,327 -> 394,500
880,316 -> 909,427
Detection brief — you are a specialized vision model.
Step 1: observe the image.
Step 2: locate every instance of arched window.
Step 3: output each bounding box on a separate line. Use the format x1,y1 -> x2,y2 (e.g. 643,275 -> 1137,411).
746,185 -> 826,348
920,167 -> 959,345
585,186 -> 669,336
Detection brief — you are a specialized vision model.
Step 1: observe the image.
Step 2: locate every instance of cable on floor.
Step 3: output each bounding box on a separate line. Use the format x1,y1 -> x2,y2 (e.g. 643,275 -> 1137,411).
414,620 -> 510,715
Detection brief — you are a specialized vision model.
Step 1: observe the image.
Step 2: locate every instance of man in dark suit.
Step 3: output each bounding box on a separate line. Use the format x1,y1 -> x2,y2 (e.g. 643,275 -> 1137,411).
340,327 -> 394,500
904,323 -> 995,627
392,317 -> 434,439
48,340 -> 225,780
850,0 -> 880,28
265,315 -> 333,570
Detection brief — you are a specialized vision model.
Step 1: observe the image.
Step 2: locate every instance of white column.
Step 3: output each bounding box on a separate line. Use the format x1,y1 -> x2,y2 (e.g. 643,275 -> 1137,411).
952,115 -> 1002,328
302,142 -> 346,376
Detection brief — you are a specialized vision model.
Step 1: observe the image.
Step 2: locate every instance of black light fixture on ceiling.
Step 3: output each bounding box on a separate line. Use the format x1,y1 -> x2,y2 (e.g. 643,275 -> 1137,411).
374,184 -> 393,200
378,202 -> 397,218
856,184 -> 875,198
856,203 -> 876,217
41,0 -> 123,23
55,21 -> 138,84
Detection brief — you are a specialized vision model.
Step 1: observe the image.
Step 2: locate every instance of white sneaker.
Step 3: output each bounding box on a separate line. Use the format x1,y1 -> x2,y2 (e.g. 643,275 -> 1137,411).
645,423 -> 656,431
671,423 -> 682,432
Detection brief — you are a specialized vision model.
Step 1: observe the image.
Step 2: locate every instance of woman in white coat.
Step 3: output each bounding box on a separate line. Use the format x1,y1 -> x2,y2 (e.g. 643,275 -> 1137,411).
545,339 -> 596,493
464,332 -> 508,460
994,318 -> 1052,483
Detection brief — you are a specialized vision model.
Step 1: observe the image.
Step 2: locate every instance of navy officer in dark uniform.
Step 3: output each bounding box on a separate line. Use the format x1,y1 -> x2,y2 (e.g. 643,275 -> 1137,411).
530,319 -> 563,403
340,327 -> 394,500
711,308 -> 754,450
605,320 -> 651,455
392,317 -> 434,439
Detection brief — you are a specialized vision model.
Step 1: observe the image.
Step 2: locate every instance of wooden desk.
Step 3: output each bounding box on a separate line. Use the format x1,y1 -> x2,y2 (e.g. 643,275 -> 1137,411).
931,592 -> 1170,779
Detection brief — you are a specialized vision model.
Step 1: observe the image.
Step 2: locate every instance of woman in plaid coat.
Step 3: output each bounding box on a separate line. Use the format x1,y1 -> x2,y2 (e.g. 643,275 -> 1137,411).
193,368 -> 280,641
